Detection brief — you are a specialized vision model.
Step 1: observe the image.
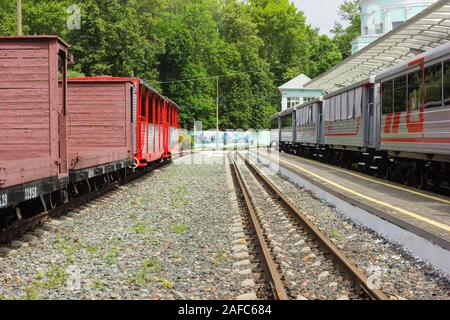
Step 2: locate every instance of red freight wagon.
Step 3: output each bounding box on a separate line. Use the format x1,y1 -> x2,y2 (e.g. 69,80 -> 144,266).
0,36 -> 69,218
70,77 -> 181,168
65,79 -> 134,183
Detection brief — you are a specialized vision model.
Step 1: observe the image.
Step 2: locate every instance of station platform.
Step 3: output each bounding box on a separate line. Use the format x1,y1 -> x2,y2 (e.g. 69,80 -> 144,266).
246,149 -> 450,257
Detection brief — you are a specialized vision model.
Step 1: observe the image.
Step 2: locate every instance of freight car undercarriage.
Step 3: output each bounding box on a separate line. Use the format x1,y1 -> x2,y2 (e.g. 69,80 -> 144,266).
279,142 -> 450,192
0,157 -> 168,239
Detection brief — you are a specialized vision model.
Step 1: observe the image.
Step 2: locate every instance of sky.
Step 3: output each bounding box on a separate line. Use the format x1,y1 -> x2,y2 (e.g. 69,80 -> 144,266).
292,0 -> 347,35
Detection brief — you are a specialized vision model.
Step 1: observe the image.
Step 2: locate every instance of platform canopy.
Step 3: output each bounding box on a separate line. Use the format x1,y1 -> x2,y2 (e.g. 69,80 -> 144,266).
305,0 -> 450,93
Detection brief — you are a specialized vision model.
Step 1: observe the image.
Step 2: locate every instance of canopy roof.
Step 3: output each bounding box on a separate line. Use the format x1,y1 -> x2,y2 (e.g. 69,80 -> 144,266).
305,0 -> 450,93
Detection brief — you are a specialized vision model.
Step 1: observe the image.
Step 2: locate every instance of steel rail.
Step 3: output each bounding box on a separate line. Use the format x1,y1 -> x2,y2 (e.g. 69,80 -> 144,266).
238,152 -> 389,300
228,153 -> 289,300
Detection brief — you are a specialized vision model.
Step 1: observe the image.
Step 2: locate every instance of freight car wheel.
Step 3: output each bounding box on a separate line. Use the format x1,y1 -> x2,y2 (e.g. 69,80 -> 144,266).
44,192 -> 57,210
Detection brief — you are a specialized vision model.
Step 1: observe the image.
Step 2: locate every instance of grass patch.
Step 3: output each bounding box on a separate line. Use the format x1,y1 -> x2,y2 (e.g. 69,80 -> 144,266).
24,285 -> 40,300
85,245 -> 98,255
144,237 -> 160,246
214,250 -> 228,264
90,279 -> 106,290
105,247 -> 120,265
329,228 -> 340,238
130,195 -> 149,209
130,221 -> 151,235
170,224 -> 187,234
130,258 -> 164,286
157,277 -> 174,289
39,264 -> 68,289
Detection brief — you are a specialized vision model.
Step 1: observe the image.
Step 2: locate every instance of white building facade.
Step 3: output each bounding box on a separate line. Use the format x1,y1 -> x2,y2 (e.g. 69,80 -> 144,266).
278,74 -> 325,111
351,0 -> 439,54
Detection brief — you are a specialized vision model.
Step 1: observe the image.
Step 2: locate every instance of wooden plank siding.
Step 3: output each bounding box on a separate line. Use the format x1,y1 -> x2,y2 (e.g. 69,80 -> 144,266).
0,37 -> 68,188
66,81 -> 133,170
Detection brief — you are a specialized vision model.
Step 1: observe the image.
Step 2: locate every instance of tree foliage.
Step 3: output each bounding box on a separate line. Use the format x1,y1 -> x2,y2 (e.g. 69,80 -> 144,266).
0,0 -> 351,130
331,0 -> 361,59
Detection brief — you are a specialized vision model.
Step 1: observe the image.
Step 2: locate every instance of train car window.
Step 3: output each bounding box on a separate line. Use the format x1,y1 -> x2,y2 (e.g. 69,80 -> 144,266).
282,114 -> 292,128
424,63 -> 443,108
382,80 -> 393,114
355,87 -> 362,118
444,60 -> 450,105
394,76 -> 407,112
323,99 -> 329,122
271,118 -> 278,129
336,94 -> 341,121
341,91 -> 348,120
407,70 -> 422,111
330,96 -> 336,121
348,89 -> 355,119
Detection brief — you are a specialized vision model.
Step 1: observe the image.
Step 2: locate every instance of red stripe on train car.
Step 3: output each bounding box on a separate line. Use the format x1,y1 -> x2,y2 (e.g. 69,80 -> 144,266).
382,137 -> 450,143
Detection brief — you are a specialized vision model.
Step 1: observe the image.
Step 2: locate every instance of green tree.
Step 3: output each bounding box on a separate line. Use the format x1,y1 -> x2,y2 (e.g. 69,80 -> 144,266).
66,0 -> 160,80
331,0 -> 361,59
155,0 -> 230,129
218,0 -> 275,129
0,0 -> 17,35
248,0 -> 310,84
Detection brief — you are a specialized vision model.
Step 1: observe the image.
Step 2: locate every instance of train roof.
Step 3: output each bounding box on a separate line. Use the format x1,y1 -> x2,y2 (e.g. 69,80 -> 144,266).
69,76 -> 180,110
0,35 -> 70,47
323,77 -> 375,99
376,42 -> 450,81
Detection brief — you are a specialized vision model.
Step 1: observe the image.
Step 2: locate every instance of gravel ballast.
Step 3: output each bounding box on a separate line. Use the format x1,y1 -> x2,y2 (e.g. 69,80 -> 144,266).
246,151 -> 450,300
0,152 -> 246,300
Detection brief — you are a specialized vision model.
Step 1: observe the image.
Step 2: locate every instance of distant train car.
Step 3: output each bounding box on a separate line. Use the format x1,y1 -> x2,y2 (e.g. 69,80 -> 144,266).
279,107 -> 295,148
69,77 -> 181,168
274,42 -> 450,189
270,114 -> 279,147
294,99 -> 323,157
0,36 -> 69,226
65,78 -> 134,193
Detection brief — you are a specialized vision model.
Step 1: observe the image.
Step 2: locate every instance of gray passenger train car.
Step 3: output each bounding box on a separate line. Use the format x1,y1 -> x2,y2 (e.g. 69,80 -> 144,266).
273,42 -> 450,189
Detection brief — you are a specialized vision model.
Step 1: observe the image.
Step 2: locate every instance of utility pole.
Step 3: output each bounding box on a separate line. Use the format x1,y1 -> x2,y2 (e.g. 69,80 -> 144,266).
17,0 -> 23,36
216,76 -> 219,150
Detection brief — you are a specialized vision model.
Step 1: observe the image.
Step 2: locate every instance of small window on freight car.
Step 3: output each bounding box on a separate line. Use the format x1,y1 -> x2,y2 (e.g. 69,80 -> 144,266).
130,88 -> 134,123
382,80 -> 393,114
148,96 -> 153,124
424,63 -> 443,108
408,70 -> 422,111
394,75 -> 407,113
444,60 -> 449,105
141,94 -> 146,118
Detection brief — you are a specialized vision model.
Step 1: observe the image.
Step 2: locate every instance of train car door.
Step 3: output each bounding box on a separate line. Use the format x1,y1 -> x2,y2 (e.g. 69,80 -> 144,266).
364,86 -> 375,146
57,49 -> 68,178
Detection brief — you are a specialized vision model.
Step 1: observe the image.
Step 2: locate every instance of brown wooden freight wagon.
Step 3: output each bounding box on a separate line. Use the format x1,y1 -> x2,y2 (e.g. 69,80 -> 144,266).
0,36 -> 69,214
65,79 -> 134,184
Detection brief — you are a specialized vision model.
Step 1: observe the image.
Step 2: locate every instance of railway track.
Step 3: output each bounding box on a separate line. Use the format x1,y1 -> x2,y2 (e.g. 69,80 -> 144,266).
228,151 -> 389,300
